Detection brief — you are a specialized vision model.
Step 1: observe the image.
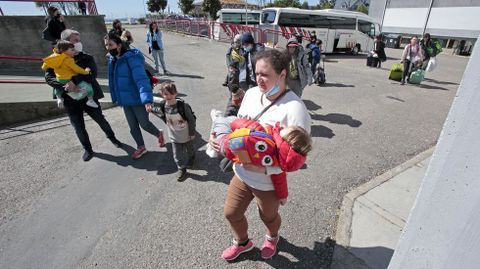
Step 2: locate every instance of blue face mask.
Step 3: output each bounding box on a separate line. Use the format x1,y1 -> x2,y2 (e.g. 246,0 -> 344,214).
244,45 -> 253,52
265,83 -> 281,97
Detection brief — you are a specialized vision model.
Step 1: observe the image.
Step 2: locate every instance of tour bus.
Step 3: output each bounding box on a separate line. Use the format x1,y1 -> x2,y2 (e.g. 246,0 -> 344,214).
260,8 -> 380,54
213,9 -> 261,40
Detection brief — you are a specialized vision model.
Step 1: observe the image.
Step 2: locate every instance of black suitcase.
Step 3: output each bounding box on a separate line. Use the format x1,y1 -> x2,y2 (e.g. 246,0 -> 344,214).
366,55 -> 373,66
367,55 -> 379,67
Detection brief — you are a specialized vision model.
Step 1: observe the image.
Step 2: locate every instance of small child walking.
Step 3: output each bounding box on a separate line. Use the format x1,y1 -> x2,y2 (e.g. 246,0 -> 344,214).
41,40 -> 97,108
153,82 -> 196,182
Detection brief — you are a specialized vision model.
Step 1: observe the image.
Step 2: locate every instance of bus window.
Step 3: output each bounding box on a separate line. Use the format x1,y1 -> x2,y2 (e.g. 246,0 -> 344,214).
358,20 -> 374,37
328,17 -> 356,30
262,10 -> 277,24
311,15 -> 331,29
223,12 -> 260,25
279,13 -> 315,27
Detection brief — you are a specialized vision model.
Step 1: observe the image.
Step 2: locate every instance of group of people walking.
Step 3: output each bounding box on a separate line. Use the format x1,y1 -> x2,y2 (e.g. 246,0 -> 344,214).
41,14 -> 313,262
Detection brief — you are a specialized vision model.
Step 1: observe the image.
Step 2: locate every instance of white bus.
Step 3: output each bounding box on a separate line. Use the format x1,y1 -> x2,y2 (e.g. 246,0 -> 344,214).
217,9 -> 261,25
260,8 -> 380,54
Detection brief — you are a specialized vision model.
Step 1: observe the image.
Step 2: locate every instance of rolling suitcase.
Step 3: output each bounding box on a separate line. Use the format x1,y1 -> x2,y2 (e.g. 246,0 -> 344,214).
389,63 -> 403,81
315,57 -> 326,85
366,55 -> 373,67
409,69 -> 425,84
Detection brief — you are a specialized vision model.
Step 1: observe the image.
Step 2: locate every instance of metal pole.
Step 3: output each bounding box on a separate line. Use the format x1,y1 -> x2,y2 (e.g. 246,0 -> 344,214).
245,0 -> 248,25
422,0 -> 434,36
380,0 -> 389,32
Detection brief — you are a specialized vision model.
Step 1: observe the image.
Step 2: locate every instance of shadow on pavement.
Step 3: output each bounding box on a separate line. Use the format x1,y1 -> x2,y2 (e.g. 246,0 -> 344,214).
311,113 -> 362,128
303,99 -> 322,111
415,83 -> 450,91
165,72 -> 204,79
323,82 -> 355,88
94,143 -> 179,175
311,125 -> 335,138
423,77 -> 459,85
226,237 -> 394,269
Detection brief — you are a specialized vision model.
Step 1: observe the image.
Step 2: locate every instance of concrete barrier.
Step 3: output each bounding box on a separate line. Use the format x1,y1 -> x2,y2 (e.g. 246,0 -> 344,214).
0,15 -> 108,75
0,101 -> 115,128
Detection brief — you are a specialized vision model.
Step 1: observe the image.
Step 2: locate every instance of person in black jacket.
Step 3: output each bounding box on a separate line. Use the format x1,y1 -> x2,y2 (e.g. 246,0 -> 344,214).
45,29 -> 122,161
44,6 -> 66,44
108,19 -> 124,37
373,35 -> 387,68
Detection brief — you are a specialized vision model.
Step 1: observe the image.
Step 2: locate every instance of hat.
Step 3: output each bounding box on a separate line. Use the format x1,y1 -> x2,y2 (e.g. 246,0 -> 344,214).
241,33 -> 255,45
286,37 -> 300,47
233,34 -> 242,44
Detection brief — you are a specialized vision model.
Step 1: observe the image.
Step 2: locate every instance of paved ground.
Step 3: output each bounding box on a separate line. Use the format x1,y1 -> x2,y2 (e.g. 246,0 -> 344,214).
0,25 -> 469,269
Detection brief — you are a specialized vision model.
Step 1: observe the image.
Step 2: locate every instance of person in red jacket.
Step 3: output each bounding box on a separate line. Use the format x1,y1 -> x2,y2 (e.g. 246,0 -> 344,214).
208,113 -> 312,204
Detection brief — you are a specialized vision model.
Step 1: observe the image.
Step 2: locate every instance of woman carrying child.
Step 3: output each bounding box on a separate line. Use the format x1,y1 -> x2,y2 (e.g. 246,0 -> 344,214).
211,49 -> 311,261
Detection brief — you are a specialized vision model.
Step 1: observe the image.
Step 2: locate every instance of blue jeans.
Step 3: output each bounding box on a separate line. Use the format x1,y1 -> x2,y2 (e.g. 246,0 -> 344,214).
123,105 -> 160,148
64,95 -> 115,151
152,49 -> 167,72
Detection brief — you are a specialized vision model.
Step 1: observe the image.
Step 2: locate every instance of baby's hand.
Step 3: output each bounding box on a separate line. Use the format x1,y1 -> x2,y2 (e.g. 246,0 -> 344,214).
85,67 -> 91,73
280,198 -> 288,206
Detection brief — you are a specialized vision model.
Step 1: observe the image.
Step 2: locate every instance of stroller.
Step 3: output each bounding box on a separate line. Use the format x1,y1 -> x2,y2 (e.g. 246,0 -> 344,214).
314,55 -> 326,85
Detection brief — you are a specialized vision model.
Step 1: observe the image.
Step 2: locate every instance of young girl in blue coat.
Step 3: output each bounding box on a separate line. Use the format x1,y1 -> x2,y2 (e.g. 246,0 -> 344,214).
105,34 -> 165,159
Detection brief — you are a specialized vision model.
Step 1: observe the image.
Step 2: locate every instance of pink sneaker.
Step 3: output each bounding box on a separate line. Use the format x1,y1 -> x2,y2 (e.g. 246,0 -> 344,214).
221,239 -> 254,261
131,146 -> 147,159
260,235 -> 279,259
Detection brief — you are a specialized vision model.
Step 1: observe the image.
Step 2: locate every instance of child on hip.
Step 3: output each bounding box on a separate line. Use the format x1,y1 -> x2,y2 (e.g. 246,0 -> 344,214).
42,40 -> 97,108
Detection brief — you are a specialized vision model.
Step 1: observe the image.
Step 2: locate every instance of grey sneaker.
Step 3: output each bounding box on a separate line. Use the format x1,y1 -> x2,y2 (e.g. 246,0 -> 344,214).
176,168 -> 187,182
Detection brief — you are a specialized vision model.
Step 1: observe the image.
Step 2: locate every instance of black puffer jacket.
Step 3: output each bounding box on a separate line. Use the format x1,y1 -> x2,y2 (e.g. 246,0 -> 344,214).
44,16 -> 66,41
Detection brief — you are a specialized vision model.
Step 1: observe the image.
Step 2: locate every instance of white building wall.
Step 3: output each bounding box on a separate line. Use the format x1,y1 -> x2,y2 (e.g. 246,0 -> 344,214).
388,35 -> 480,268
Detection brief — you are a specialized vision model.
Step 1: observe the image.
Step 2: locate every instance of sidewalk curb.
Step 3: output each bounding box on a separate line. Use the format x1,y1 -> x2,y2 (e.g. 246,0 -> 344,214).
332,147 -> 435,267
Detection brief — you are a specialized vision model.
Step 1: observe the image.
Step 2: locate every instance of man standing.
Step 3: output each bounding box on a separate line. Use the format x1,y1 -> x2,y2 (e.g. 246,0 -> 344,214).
45,29 -> 122,161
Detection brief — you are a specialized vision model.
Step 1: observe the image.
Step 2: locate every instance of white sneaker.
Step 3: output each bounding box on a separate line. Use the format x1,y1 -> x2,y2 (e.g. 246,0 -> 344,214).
57,98 -> 64,108
86,99 -> 99,108
206,143 -> 218,158
210,109 -> 223,121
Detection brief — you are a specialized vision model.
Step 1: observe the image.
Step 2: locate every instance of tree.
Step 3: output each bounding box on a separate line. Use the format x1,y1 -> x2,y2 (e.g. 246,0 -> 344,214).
301,1 -> 309,9
316,0 -> 335,9
179,0 -> 194,15
267,0 -> 301,8
35,2 -> 51,15
147,0 -> 168,13
202,0 -> 221,20
356,4 -> 368,14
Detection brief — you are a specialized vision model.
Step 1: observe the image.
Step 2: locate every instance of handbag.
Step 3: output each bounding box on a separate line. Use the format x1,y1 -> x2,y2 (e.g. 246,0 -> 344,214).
426,57 -> 437,72
219,89 -> 290,172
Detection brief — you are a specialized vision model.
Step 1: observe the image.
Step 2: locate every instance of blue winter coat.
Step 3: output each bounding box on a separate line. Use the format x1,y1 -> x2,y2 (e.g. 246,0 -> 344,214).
146,31 -> 163,50
108,49 -> 153,106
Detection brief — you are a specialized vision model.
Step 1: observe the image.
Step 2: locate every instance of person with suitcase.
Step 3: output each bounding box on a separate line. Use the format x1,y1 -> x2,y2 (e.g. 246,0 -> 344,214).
400,36 -> 423,85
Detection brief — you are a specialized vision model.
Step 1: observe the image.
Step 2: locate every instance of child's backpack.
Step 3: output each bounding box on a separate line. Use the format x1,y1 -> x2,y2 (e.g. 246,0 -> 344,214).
154,98 -> 196,124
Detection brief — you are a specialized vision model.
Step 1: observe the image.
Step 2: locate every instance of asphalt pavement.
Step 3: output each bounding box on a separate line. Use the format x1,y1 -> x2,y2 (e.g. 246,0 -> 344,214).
0,25 -> 469,269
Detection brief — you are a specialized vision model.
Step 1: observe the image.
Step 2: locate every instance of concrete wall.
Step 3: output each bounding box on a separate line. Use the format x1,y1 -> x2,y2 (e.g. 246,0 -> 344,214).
388,35 -> 480,268
0,16 -> 108,75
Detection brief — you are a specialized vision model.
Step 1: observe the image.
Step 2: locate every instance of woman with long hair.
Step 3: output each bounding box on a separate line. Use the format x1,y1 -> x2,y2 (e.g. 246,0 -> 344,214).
147,22 -> 169,75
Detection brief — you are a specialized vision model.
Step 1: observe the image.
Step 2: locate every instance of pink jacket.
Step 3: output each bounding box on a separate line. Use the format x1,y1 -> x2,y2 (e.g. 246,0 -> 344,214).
401,43 -> 424,63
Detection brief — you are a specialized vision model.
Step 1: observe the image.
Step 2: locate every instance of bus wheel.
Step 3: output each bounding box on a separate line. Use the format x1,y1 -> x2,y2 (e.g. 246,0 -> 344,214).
351,45 -> 360,55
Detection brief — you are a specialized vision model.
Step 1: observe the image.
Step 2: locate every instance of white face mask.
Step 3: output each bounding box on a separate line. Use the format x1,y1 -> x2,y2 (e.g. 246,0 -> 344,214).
73,42 -> 83,52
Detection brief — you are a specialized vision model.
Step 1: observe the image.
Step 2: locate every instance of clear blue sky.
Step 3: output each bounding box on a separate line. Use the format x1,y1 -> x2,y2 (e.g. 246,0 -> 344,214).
0,0 -> 321,18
